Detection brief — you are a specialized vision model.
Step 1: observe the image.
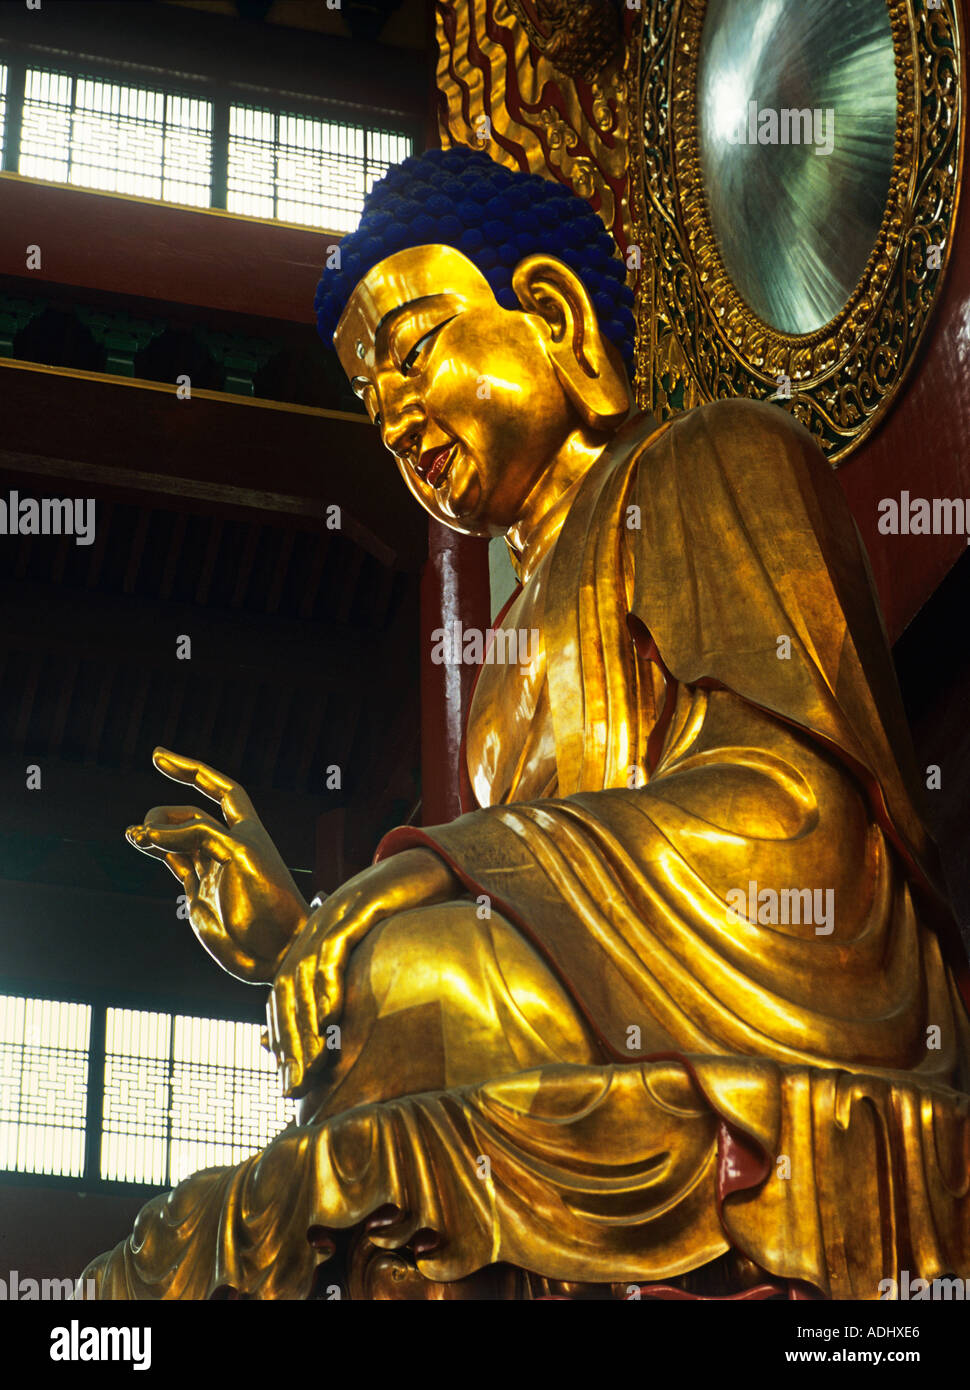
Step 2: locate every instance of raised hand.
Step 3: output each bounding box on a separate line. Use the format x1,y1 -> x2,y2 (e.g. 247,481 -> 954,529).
126,747 -> 309,983
265,847 -> 460,1095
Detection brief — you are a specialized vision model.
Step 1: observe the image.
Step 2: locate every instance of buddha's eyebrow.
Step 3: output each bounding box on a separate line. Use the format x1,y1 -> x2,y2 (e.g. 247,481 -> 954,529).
375,293 -> 450,340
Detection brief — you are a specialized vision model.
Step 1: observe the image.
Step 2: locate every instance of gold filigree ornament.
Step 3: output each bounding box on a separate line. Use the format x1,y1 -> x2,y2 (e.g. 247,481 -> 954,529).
505,0 -> 624,86
629,0 -> 965,462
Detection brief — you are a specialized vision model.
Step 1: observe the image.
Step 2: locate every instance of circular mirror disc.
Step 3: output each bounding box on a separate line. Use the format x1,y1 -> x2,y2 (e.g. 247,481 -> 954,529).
697,0 -> 897,335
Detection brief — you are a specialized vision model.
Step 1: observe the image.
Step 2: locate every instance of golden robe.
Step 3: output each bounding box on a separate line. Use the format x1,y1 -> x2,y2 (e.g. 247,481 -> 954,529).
83,400 -> 970,1300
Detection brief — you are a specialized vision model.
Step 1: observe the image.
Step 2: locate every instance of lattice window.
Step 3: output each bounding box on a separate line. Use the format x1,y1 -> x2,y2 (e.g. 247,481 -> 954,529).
0,995 -> 91,1177
6,63 -> 412,230
228,102 -> 412,231
18,68 -> 212,207
100,1009 -> 173,1186
102,1007 -> 293,1186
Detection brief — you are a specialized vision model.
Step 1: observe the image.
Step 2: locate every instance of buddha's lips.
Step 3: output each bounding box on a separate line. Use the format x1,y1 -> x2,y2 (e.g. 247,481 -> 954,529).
417,443 -> 456,488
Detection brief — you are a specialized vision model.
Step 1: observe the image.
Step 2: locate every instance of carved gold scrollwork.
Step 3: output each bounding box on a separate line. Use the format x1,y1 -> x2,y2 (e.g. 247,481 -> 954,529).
436,0 -> 635,259
629,0 -> 965,463
505,0 -> 623,85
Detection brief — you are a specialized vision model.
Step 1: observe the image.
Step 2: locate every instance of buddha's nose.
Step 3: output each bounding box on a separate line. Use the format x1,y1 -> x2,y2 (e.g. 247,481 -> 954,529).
384,415 -> 423,461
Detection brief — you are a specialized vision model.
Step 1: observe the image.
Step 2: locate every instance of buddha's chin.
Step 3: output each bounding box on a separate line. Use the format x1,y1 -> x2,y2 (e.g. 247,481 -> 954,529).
439,458 -> 482,523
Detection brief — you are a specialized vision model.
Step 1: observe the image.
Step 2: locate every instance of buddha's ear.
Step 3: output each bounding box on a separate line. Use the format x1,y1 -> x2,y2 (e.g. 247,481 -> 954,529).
511,254 -> 632,430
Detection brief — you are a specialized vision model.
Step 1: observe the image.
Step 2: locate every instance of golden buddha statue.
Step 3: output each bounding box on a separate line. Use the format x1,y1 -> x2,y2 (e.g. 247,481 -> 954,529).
82,149 -> 970,1301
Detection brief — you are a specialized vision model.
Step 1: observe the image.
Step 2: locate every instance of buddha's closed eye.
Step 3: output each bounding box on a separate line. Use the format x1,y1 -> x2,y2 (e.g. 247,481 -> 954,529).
400,314 -> 459,376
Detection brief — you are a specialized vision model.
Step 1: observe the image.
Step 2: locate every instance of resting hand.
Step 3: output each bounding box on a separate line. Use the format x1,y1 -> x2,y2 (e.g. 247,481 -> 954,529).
266,847 -> 459,1095
126,747 -> 309,983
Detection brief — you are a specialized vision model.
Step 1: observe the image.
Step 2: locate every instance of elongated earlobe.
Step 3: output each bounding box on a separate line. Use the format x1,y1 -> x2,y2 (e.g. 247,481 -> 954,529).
511,255 -> 632,430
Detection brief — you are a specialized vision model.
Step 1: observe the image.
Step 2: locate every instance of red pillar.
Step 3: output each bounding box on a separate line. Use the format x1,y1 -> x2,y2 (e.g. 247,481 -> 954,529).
419,521 -> 491,825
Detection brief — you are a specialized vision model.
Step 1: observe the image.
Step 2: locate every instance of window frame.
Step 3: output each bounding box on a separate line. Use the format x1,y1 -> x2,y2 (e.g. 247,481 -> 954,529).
0,978 -> 289,1197
0,45 -> 418,226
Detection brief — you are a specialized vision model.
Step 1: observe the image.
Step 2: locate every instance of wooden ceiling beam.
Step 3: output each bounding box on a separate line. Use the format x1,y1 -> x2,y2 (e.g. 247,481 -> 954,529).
0,175 -> 340,326
0,361 -> 426,571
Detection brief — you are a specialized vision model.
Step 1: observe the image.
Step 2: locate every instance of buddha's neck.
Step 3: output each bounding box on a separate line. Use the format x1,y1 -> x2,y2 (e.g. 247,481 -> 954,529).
505,426 -> 613,584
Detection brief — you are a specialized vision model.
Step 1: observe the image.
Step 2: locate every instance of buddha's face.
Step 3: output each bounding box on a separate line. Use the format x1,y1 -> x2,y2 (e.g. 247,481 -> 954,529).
333,245 -> 597,537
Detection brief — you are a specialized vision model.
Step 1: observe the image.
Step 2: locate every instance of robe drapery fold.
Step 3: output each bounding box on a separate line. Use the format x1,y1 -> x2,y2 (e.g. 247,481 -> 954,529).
84,1061 -> 970,1301
82,401 -> 970,1299
536,400 -> 962,985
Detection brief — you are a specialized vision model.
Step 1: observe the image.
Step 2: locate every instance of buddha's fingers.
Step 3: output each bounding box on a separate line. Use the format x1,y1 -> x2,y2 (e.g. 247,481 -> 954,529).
124,818 -> 200,899
189,899 -> 257,975
152,747 -> 257,827
314,935 -> 347,1026
266,974 -> 295,1091
126,820 -> 234,863
269,954 -> 321,1096
294,954 -> 322,1075
143,805 -> 224,831
159,850 -> 199,894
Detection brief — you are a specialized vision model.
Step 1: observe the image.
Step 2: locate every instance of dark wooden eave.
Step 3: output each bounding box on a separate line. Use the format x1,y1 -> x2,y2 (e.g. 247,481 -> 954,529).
0,359 -> 426,570
0,0 -> 428,127
0,173 -> 342,326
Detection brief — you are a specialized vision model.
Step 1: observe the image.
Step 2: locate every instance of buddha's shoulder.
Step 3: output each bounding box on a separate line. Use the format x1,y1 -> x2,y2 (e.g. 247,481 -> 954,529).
572,400 -> 827,540
641,397 -> 818,455
624,398 -> 826,495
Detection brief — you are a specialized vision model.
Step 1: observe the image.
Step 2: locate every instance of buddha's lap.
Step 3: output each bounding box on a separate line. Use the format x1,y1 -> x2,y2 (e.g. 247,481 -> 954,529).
299,898 -> 601,1122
